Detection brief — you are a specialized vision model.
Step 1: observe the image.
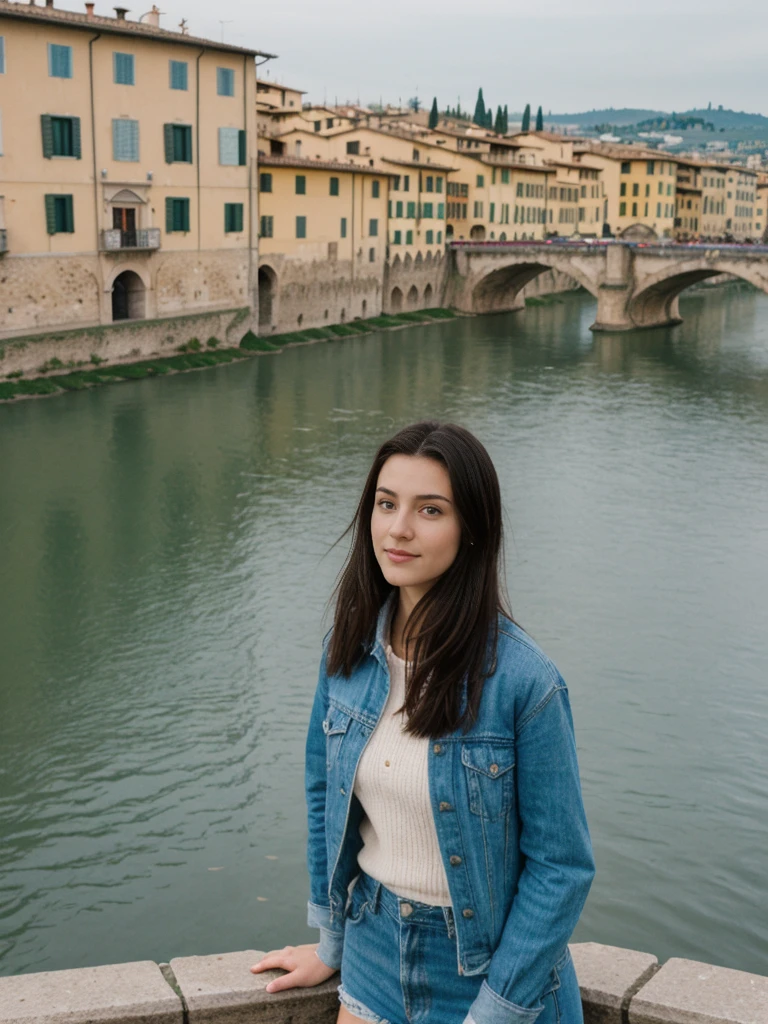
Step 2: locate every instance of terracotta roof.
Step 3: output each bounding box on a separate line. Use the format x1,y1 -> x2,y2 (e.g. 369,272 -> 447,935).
478,157 -> 554,174
512,130 -> 582,143
382,157 -> 457,172
574,142 -> 679,163
256,77 -> 306,93
0,0 -> 274,55
257,153 -> 395,176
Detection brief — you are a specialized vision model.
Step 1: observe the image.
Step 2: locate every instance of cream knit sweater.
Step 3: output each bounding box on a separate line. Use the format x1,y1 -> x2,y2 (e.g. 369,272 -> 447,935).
354,643 -> 452,906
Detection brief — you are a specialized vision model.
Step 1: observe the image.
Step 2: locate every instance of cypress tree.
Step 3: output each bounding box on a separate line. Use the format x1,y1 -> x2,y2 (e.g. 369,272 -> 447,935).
535,105 -> 544,131
521,103 -> 531,131
485,109 -> 493,129
494,105 -> 504,134
503,104 -> 509,133
473,88 -> 486,127
429,97 -> 439,129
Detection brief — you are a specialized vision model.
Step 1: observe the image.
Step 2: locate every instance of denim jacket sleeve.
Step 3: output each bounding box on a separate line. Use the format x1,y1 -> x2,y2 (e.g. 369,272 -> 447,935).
464,679 -> 595,1024
305,640 -> 345,970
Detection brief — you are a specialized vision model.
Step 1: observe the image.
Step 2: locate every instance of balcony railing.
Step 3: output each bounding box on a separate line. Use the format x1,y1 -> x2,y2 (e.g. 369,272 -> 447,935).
0,229 -> 7,254
100,227 -> 161,252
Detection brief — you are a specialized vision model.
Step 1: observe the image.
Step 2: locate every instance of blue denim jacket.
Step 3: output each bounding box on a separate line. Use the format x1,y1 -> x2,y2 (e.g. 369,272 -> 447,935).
305,593 -> 595,1024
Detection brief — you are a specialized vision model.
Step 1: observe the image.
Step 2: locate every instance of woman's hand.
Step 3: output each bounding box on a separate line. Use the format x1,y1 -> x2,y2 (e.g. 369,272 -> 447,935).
250,943 -> 337,993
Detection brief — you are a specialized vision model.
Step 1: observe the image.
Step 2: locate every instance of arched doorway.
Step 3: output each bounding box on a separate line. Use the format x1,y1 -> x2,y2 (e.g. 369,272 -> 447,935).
407,285 -> 419,309
390,287 -> 403,312
258,265 -> 277,328
446,224 -> 454,239
470,225 -> 486,241
423,283 -> 433,306
111,270 -> 145,321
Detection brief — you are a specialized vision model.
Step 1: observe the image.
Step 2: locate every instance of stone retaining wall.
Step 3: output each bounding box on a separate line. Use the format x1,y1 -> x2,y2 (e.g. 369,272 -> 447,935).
1,943 -> 766,1024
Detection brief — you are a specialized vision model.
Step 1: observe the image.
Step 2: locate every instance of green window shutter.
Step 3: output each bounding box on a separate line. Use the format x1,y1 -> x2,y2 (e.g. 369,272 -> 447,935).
234,204 -> 243,232
41,114 -> 53,159
436,177 -> 443,193
489,202 -> 495,222
372,180 -> 380,198
181,199 -> 190,232
295,175 -> 306,195
238,129 -> 246,166
296,215 -> 306,238
426,230 -> 433,244
369,218 -> 378,236
163,124 -> 174,163
71,116 -> 81,159
170,60 -> 188,90
406,229 -> 413,244
437,231 -> 442,243
44,194 -> 56,233
437,203 -> 444,219
393,230 -> 401,244
63,195 -> 74,232
165,197 -> 174,232
340,217 -> 347,238
259,172 -> 272,192
330,176 -> 339,196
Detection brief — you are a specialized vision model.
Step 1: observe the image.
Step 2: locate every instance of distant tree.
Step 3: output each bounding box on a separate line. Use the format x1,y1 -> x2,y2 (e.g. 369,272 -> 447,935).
473,88 -> 486,127
408,96 -> 421,113
429,97 -> 439,129
494,105 -> 504,134
535,105 -> 544,131
503,104 -> 509,133
521,103 -> 531,131
485,109 -> 493,129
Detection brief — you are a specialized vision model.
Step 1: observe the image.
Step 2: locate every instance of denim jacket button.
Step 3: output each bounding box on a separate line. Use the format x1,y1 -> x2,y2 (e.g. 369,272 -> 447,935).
439,801 -> 453,812
400,902 -> 414,918
462,908 -> 474,918
450,855 -> 462,866
489,764 -> 499,774
433,743 -> 443,754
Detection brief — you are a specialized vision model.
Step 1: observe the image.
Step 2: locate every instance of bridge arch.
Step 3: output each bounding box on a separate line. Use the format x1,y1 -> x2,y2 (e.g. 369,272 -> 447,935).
628,258 -> 768,328
471,258 -> 599,315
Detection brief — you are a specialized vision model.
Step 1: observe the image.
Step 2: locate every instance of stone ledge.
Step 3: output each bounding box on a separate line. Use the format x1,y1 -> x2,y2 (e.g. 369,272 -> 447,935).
571,942 -> 659,1024
629,957 -> 768,1024
0,961 -> 183,1024
169,950 -> 339,1024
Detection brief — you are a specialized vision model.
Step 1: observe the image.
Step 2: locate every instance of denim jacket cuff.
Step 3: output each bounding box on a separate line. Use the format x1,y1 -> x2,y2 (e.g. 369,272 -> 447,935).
307,901 -> 344,970
464,980 -> 544,1024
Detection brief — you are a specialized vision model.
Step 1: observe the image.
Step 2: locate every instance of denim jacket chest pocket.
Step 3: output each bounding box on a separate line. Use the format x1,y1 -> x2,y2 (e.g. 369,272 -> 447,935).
461,740 -> 516,821
322,705 -> 352,772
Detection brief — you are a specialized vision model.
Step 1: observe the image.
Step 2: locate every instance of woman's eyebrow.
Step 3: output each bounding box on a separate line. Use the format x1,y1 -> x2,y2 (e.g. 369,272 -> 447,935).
376,486 -> 452,504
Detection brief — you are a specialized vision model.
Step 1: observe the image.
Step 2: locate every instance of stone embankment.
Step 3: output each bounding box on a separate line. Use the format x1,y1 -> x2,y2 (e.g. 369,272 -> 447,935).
1,943 -> 766,1024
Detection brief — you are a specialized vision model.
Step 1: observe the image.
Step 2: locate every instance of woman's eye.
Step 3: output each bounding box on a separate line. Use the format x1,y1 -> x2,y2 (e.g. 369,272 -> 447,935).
423,506 -> 441,516
378,500 -> 395,510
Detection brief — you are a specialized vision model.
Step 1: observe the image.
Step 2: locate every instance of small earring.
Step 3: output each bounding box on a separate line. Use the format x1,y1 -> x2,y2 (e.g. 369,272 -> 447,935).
469,541 -> 474,546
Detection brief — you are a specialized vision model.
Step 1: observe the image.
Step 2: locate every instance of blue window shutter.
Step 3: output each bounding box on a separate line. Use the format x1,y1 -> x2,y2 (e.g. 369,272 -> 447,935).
170,60 -> 188,90
41,114 -> 53,158
0,36 -> 5,75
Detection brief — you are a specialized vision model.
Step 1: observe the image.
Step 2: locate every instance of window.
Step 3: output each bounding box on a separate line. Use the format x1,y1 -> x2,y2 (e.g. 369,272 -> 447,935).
164,123 -> 192,163
422,203 -> 433,218
656,202 -> 662,217
260,215 -> 273,238
295,175 -> 306,195
326,118 -> 333,129
224,202 -> 243,233
619,201 -> 627,216
473,201 -> 483,218
658,181 -> 664,195
296,215 -> 306,238
621,161 -> 630,173
44,194 -> 74,234
369,247 -> 375,262
437,203 -> 444,218
0,35 -> 5,74
112,118 -> 139,161
406,229 -> 413,245
436,177 -> 443,193
516,182 -> 523,197
170,60 -> 187,90
48,43 -> 72,78
330,176 -> 339,196
645,184 -> 650,197
314,120 -> 321,132
501,169 -> 510,184
393,176 -> 401,191
346,140 -> 360,155
218,127 -> 246,166
41,115 -> 81,158
426,175 -> 434,192
631,202 -> 638,216
259,172 -> 272,193
393,230 -> 402,244
396,201 -> 403,217
476,174 -> 484,188
632,183 -> 639,197
217,67 -> 235,96
489,202 -> 495,222
646,161 -> 655,174
403,175 -> 410,192
406,201 -> 416,218
165,197 -> 190,232
113,52 -> 135,85
437,231 -> 442,243
369,218 -> 378,236
340,217 -> 347,238
620,182 -> 626,196
368,179 -> 378,198
425,229 -> 434,244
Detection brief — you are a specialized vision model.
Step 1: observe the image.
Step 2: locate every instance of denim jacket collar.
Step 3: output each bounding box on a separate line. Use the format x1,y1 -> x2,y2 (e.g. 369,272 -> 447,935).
370,589 -> 398,669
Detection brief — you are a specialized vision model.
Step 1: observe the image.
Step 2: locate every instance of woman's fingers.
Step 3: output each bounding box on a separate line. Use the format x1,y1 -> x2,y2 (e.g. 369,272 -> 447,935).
250,947 -> 293,973
264,970 -> 300,993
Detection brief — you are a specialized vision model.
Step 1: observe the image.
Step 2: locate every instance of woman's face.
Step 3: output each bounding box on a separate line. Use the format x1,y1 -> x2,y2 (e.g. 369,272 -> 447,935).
371,454 -> 462,598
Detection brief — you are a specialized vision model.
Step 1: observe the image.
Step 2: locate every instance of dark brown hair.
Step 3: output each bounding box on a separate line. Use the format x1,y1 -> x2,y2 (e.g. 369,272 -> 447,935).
326,421 -> 513,738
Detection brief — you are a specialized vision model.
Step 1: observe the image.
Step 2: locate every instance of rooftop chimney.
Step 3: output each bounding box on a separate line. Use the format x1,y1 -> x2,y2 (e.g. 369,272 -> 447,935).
142,3 -> 160,26
45,0 -> 54,7
113,5 -> 128,18
85,1 -> 94,15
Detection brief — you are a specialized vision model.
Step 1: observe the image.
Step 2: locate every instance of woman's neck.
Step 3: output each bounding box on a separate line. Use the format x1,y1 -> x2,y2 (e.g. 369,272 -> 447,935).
389,587 -> 424,659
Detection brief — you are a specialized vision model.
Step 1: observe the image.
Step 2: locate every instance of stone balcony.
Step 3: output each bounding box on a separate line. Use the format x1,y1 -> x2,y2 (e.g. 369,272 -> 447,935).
100,228 -> 161,252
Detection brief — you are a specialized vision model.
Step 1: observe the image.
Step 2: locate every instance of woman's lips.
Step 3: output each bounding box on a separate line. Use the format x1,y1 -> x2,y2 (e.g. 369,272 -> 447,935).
385,549 -> 418,563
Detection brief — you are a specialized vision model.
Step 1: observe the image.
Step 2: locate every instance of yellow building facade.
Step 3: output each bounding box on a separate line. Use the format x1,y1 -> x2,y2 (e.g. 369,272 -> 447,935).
0,0 -> 264,345
576,145 -> 677,239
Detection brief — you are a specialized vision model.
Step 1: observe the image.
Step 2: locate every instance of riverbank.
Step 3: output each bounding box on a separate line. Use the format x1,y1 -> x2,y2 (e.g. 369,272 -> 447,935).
1,942 -> 765,1024
0,308 -> 457,404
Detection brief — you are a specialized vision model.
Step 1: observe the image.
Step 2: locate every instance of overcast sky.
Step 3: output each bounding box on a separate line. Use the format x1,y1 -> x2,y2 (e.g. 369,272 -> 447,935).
77,0 -> 768,115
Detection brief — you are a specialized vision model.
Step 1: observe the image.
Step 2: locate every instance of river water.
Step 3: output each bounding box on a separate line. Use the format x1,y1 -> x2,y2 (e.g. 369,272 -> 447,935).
1,286 -> 767,979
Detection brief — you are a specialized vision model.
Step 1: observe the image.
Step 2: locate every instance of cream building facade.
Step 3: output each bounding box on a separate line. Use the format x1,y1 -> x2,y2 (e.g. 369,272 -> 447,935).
576,145 -> 678,239
0,0 -> 265,348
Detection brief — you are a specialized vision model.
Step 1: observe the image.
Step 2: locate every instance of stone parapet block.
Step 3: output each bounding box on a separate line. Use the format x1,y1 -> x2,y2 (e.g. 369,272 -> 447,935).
0,961 -> 183,1024
629,957 -> 768,1024
169,950 -> 339,1024
570,942 -> 659,1024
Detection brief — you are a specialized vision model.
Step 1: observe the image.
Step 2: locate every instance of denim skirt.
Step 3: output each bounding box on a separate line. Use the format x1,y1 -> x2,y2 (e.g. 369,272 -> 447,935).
338,870 -> 583,1024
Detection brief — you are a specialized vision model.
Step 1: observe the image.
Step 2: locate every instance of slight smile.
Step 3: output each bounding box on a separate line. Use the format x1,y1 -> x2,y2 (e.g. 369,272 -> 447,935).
385,548 -> 419,563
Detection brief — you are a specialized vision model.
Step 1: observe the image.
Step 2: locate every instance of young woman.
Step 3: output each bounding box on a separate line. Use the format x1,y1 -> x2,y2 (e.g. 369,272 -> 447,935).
252,421 -> 595,1024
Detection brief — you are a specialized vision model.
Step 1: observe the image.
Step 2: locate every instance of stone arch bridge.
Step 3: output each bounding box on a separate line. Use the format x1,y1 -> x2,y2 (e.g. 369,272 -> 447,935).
445,242 -> 768,330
